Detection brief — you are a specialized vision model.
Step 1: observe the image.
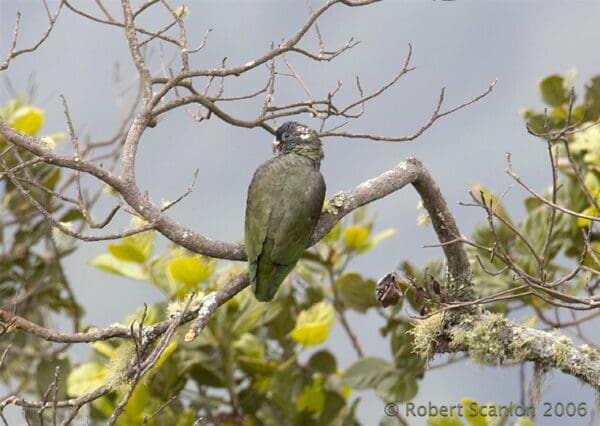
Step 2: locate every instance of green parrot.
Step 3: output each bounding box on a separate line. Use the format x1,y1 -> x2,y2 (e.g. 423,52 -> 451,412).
244,121 -> 326,302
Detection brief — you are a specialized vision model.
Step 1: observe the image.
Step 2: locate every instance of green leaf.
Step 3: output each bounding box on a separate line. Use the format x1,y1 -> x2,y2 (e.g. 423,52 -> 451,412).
584,75 -> 600,120
233,333 -> 266,359
328,396 -> 360,426
59,208 -> 84,223
391,325 -> 415,362
290,301 -> 335,347
236,356 -> 277,376
108,231 -> 155,263
92,395 -> 116,418
270,366 -> 301,415
524,110 -> 550,134
316,391 -> 348,426
342,357 -> 391,389
375,371 -> 418,403
89,253 -> 150,281
335,272 -> 378,313
190,360 -> 226,387
540,75 -> 569,107
168,255 -> 216,286
67,363 -> 107,397
323,221 -> 343,243
308,350 -> 337,375
36,164 -> 61,190
514,206 -> 565,272
36,356 -> 70,401
343,226 -> 370,249
232,300 -> 267,335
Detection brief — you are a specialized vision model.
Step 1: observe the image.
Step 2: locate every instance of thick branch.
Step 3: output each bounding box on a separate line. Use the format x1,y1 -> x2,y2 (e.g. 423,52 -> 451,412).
314,158 -> 473,300
430,312 -> 600,391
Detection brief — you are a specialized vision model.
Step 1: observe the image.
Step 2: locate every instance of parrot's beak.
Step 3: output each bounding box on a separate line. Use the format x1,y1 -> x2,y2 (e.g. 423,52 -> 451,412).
272,138 -> 281,155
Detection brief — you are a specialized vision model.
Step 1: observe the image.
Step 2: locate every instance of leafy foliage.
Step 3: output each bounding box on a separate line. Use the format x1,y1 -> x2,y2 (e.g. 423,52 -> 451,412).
0,98 -> 75,397
50,207 -> 397,424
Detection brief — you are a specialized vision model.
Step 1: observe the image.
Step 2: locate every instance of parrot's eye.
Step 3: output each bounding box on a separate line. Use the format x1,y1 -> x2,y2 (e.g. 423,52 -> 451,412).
281,132 -> 291,142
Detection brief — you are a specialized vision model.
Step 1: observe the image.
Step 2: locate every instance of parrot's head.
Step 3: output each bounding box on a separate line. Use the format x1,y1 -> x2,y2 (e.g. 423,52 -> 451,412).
273,121 -> 323,163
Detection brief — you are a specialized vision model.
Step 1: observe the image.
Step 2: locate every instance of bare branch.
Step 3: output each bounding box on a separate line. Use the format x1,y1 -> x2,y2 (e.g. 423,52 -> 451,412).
0,1 -> 65,72
322,79 -> 497,141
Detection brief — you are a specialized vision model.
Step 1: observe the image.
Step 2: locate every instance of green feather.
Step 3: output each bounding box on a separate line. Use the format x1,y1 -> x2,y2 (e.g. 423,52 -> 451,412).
245,133 -> 325,302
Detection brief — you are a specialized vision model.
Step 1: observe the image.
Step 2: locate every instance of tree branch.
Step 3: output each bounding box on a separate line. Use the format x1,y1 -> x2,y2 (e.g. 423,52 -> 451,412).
421,311 -> 600,391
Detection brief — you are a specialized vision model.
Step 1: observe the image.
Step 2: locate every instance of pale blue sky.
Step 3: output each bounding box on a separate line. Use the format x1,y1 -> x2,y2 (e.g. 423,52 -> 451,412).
2,1 -> 600,424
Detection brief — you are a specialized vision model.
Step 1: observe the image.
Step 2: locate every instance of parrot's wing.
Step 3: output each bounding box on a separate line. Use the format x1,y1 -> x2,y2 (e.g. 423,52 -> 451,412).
244,159 -> 279,284
270,165 -> 325,264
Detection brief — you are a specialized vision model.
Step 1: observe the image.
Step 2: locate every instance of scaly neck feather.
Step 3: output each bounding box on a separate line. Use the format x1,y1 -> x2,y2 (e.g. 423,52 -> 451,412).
281,134 -> 324,169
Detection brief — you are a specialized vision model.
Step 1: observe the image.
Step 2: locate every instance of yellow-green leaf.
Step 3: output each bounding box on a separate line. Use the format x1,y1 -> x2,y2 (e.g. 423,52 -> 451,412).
91,341 -> 118,359
124,304 -> 162,327
296,377 -> 325,413
570,124 -> 600,155
471,184 -> 512,223
358,228 -> 396,253
169,255 -> 216,286
343,226 -> 370,249
290,301 -> 335,347
584,241 -> 600,268
462,399 -> 486,426
427,416 -> 464,426
584,173 -> 600,195
323,221 -> 343,243
108,231 -> 155,263
514,418 -> 536,426
89,253 -> 150,281
11,106 -> 45,135
232,301 -> 266,335
67,363 -> 107,397
577,205 -> 598,227
233,333 -> 266,359
92,396 -> 116,418
120,382 -> 152,425
149,341 -> 178,373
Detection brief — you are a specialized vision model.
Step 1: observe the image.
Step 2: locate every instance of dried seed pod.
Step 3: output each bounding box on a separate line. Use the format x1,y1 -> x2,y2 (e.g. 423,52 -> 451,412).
375,272 -> 403,307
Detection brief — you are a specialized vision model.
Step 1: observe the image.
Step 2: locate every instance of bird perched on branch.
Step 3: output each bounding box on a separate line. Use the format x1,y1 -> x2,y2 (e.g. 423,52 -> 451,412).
245,122 -> 326,302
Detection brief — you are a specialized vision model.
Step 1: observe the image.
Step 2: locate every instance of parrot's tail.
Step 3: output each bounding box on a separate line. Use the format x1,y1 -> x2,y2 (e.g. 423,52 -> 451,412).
251,258 -> 296,302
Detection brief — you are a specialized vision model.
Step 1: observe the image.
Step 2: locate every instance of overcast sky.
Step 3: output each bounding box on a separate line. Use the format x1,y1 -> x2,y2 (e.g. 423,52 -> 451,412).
2,1 -> 600,424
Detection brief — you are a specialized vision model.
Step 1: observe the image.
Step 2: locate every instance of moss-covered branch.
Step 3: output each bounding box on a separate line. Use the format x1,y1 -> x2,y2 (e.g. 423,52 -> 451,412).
412,312 -> 600,391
